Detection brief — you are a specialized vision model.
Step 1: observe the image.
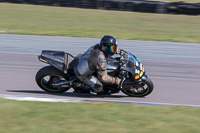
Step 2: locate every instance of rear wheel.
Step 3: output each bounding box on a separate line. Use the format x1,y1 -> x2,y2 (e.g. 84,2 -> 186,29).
122,76 -> 154,97
35,66 -> 71,93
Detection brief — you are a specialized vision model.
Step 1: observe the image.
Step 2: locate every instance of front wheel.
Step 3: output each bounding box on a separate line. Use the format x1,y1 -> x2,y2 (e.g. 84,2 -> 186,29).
122,76 -> 154,97
35,66 -> 71,93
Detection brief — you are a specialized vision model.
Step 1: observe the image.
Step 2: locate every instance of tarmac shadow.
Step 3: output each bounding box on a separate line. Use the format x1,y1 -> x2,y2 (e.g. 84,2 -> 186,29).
7,90 -> 128,98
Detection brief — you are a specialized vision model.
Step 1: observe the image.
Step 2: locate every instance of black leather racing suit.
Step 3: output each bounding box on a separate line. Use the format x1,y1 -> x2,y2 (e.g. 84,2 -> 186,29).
73,44 -> 116,93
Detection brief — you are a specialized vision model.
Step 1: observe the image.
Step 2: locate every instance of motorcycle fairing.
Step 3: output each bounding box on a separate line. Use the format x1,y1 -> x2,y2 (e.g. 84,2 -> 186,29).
119,51 -> 145,80
39,50 -> 74,73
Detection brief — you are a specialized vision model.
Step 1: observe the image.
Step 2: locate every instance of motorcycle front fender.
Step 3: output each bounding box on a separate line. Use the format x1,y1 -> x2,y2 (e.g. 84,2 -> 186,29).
140,75 -> 148,81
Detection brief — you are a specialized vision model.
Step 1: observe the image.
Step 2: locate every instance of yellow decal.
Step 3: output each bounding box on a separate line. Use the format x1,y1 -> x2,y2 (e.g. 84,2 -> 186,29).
135,75 -> 139,80
140,71 -> 143,77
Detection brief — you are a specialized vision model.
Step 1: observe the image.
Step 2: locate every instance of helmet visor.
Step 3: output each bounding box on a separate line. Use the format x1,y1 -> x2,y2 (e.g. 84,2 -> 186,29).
110,45 -> 117,53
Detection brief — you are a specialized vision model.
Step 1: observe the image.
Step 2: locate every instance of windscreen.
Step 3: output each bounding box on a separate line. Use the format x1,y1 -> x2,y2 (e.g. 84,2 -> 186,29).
121,50 -> 142,75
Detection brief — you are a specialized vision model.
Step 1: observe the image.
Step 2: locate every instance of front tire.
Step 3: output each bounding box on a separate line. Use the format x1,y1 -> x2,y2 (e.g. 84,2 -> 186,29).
122,76 -> 154,97
35,66 -> 70,93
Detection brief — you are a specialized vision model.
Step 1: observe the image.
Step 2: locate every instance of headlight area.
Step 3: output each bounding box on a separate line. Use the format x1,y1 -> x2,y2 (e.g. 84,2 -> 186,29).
135,66 -> 145,80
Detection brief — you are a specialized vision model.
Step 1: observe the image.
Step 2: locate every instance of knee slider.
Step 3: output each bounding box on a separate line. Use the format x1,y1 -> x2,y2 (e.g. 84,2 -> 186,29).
94,81 -> 103,93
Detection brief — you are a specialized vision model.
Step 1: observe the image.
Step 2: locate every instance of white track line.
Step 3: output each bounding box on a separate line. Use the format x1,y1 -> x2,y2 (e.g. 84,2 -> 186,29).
0,94 -> 200,107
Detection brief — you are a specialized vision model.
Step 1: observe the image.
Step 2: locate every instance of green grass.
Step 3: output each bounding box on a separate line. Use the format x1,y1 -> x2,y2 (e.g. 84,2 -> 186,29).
0,3 -> 200,43
1,98 -> 200,133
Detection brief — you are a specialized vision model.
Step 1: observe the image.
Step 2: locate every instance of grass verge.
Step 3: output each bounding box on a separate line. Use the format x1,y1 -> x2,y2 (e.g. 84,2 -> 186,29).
0,98 -> 200,133
0,3 -> 200,43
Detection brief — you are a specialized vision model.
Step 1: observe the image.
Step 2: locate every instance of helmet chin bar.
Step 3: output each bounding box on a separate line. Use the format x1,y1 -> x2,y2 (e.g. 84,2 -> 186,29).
105,47 -> 115,57
100,44 -> 117,57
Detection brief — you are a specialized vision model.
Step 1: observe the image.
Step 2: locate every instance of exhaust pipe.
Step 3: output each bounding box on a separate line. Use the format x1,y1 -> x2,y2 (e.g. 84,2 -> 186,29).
51,78 -> 76,88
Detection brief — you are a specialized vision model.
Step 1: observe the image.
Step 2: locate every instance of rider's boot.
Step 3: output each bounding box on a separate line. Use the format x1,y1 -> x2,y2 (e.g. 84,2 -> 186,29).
72,82 -> 84,93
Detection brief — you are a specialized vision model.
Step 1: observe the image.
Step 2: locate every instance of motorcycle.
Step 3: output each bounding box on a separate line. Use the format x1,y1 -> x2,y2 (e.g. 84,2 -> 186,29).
35,49 -> 154,97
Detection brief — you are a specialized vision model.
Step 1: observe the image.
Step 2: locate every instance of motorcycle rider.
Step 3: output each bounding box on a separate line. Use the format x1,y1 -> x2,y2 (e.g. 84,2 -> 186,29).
73,35 -> 123,95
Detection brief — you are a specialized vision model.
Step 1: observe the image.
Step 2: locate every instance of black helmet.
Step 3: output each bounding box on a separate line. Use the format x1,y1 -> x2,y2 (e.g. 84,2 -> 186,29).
100,35 -> 117,56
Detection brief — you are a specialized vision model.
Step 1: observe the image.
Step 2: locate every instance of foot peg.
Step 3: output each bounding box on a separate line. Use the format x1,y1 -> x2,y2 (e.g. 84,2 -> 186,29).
89,90 -> 97,95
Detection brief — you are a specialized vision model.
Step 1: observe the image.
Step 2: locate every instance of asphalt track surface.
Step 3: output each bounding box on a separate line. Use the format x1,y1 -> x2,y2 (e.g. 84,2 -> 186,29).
1,34 -> 200,107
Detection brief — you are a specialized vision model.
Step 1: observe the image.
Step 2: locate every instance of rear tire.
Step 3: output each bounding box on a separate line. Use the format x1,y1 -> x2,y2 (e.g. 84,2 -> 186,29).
35,66 -> 71,93
122,76 -> 154,97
